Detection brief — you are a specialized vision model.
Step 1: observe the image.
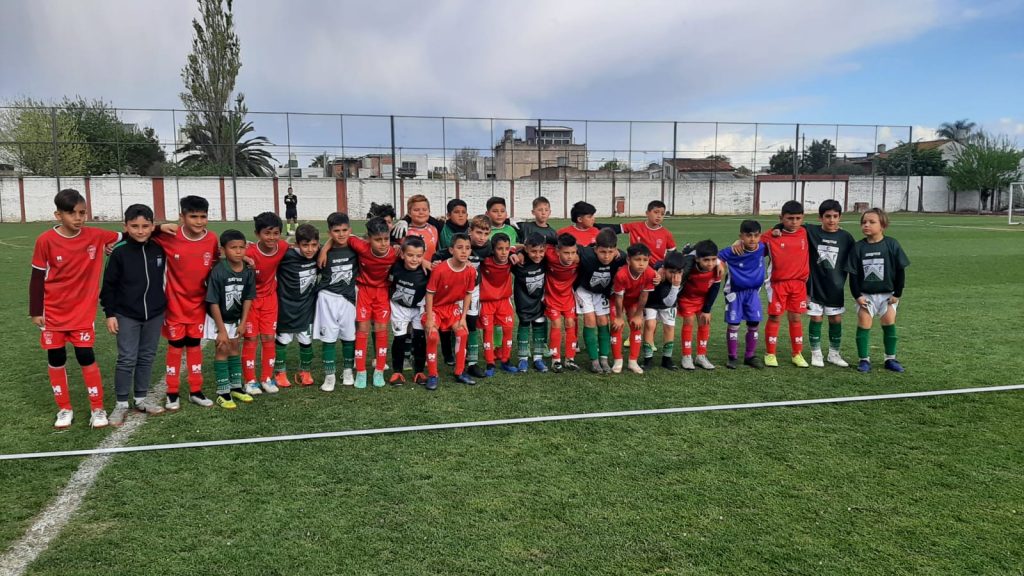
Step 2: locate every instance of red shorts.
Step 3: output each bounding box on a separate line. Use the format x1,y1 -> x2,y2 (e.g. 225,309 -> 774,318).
40,327 -> 95,350
244,296 -> 278,337
425,304 -> 463,331
163,319 -> 204,341
479,299 -> 514,328
768,279 -> 808,316
356,285 -> 390,323
544,302 -> 577,321
677,296 -> 706,318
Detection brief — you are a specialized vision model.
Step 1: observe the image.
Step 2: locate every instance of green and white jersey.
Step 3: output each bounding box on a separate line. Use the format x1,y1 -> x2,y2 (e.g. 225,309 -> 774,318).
845,236 -> 910,296
318,245 -> 358,304
489,223 -> 518,243
205,261 -> 256,324
277,247 -> 320,332
805,224 -> 856,308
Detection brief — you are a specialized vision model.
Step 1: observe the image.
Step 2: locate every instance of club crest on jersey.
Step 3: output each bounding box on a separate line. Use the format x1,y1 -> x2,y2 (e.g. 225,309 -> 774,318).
43,331 -> 53,345
225,284 -> 243,311
203,252 -> 212,267
526,274 -> 544,294
87,245 -> 97,260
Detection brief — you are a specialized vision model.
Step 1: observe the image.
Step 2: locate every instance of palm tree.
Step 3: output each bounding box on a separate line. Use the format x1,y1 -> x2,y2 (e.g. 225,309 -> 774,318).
175,94 -> 276,176
936,119 -> 977,144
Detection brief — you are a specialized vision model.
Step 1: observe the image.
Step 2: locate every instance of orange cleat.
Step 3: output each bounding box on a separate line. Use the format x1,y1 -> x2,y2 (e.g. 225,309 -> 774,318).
274,371 -> 292,388
389,373 -> 406,385
298,371 -> 314,386
413,372 -> 428,385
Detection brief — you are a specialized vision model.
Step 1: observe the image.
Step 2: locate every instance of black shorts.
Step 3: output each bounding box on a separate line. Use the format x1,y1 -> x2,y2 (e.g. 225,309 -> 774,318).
285,208 -> 297,220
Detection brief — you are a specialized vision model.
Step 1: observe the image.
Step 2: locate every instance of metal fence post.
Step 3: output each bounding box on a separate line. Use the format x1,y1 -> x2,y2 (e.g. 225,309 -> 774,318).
390,115 -> 397,208
50,107 -> 61,190
793,123 -> 800,200
671,121 -> 677,215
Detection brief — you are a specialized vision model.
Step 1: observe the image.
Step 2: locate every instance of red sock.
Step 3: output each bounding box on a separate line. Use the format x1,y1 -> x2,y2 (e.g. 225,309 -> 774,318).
242,339 -> 257,383
789,320 -> 804,356
260,339 -> 276,381
355,331 -> 368,372
374,329 -> 388,372
482,317 -> 495,365
81,363 -> 104,409
681,324 -> 694,357
165,346 -> 183,395
548,324 -> 562,361
565,324 -> 577,360
48,365 -> 72,410
454,326 -> 469,374
611,327 -> 623,360
185,346 -> 204,393
765,318 -> 780,355
426,329 -> 439,377
629,327 -> 642,361
697,324 -> 710,356
498,320 -> 513,363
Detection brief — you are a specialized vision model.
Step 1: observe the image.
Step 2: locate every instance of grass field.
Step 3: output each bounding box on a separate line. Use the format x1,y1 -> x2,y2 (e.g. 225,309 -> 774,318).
2,213 -> 1023,575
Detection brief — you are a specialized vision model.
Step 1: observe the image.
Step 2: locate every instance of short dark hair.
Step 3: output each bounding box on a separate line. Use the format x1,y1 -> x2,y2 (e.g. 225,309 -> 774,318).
693,239 -> 718,258
124,204 -> 154,223
663,251 -> 686,271
627,243 -> 650,258
491,233 -> 510,249
180,195 -> 209,214
647,200 -> 666,212
451,232 -> 471,246
54,189 -> 85,212
367,202 -> 396,220
295,223 -> 319,244
819,199 -> 843,216
595,228 -> 618,248
570,201 -> 596,224
365,216 -> 390,237
254,211 -> 283,232
557,233 -> 577,249
220,229 -> 246,247
402,235 -> 425,251
740,219 -> 762,234
446,198 -> 467,214
327,212 -> 350,229
524,232 -> 546,247
780,200 -> 804,216
533,196 -> 550,208
486,197 -> 506,210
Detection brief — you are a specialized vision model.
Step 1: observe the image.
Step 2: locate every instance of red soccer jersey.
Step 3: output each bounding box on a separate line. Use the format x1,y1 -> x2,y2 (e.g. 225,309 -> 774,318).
427,259 -> 476,307
557,224 -> 600,247
544,245 -> 579,311
406,223 -> 439,262
681,265 -> 721,301
31,226 -> 120,331
246,239 -> 289,299
479,256 -> 513,301
349,236 -> 400,288
621,221 -> 676,264
612,265 -> 656,306
762,227 -> 809,282
154,228 -> 219,322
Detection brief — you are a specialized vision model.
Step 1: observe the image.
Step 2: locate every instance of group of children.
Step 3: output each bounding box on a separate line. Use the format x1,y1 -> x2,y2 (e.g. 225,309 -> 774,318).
30,188 -> 910,429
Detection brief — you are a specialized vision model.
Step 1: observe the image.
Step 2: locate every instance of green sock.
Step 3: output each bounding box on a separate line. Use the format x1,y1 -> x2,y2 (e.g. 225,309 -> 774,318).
828,322 -> 843,351
467,330 -> 480,365
662,341 -> 674,358
228,355 -> 242,388
341,339 -> 355,369
597,325 -> 610,358
215,358 -> 230,394
322,341 -> 337,375
642,342 -> 655,359
275,343 -> 287,373
809,320 -> 823,352
299,344 -> 313,371
856,327 -> 871,360
583,326 -> 598,360
517,325 -> 531,359
882,324 -> 898,358
532,321 -> 547,358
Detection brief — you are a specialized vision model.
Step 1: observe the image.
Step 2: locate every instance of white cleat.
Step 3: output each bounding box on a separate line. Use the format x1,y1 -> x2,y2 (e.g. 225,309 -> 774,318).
827,349 -> 849,368
626,360 -> 644,374
189,394 -> 214,408
54,409 -> 74,429
695,355 -> 715,370
89,408 -> 109,429
811,349 -> 825,367
320,374 -> 336,392
244,381 -> 263,396
165,397 -> 181,412
680,356 -> 695,370
611,359 -> 624,374
260,378 -> 279,394
342,368 -> 355,386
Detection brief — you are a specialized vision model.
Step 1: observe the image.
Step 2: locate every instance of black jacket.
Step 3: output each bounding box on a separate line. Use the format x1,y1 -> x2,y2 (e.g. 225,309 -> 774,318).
100,237 -> 167,322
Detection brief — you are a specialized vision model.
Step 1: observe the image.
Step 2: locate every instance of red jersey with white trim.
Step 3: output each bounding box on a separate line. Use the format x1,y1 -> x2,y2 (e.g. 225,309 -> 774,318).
612,266 -> 656,305
681,265 -> 721,301
621,221 -> 676,264
479,256 -> 513,301
31,226 -> 120,330
153,228 -> 219,322
406,223 -> 439,262
246,239 -> 289,299
762,227 -> 810,282
557,224 -> 599,247
427,259 -> 476,307
348,236 -> 400,288
544,245 -> 579,311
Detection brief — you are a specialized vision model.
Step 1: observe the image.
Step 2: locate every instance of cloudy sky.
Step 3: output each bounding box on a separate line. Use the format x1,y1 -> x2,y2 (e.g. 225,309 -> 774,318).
2,0 -> 1022,168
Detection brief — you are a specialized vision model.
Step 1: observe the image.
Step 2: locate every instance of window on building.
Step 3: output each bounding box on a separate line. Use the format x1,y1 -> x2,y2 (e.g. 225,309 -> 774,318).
557,156 -> 568,167
402,161 -> 417,171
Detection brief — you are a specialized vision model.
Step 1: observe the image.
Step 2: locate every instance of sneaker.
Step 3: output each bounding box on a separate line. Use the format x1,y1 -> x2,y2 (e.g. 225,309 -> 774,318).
298,371 -> 314,387
680,356 -> 695,370
642,356 -> 654,371
230,389 -> 254,403
414,372 -> 428,385
590,360 -> 603,374
533,359 -> 549,373
726,358 -> 738,370
744,356 -> 765,369
564,359 -> 580,371
54,408 -> 74,429
599,358 -> 612,373
857,359 -> 871,373
244,381 -> 263,396
261,378 -> 279,394
109,402 -> 130,427
467,364 -> 487,379
792,354 -> 809,368
189,393 -> 214,408
517,358 -> 529,373
354,371 -> 368,389
389,373 -> 406,386
661,356 -> 678,371
764,354 -> 779,367
811,349 -> 825,367
342,368 -> 355,387
551,361 -> 564,374
216,396 -> 237,410
884,359 -> 905,373
134,397 -> 165,416
611,359 -> 624,374
274,372 -> 292,389
455,373 -> 476,386
165,397 -> 181,412
695,355 -> 715,370
426,376 -> 439,391
627,360 -> 644,374
484,365 -> 496,378
321,374 -> 336,392
372,371 -> 386,388
89,408 -> 109,429
827,350 -> 849,368
500,361 -> 519,374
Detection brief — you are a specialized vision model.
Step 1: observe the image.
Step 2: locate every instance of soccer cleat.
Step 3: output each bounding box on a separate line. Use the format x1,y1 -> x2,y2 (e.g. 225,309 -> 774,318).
533,359 -> 549,373
564,359 -> 580,372
189,393 -> 214,407
109,402 -> 130,427
627,360 -> 644,374
216,396 -> 237,410
695,355 -> 715,370
590,360 -> 603,374
611,359 -> 624,374
857,360 -> 872,373
467,364 -> 487,379
244,381 -> 263,396
414,372 -> 428,385
884,359 -> 905,373
261,378 -> 279,394
726,358 -> 738,370
827,350 -> 849,368
134,397 -> 165,415
425,376 -> 439,391
792,354 -> 809,368
274,371 -> 292,389
389,373 -> 406,386
89,408 -> 109,429
642,356 -> 654,371
354,371 -> 368,389
744,356 -> 765,369
661,356 -> 678,371
455,373 -> 477,386
551,361 -> 564,374
680,356 -> 695,370
517,358 -> 529,373
54,409 -> 74,429
811,350 -> 825,367
599,357 -> 612,374
298,371 -> 314,387
500,361 -> 520,374
165,397 -> 181,412
764,354 -> 779,367
484,365 -> 496,378
230,389 -> 254,403
342,368 -> 355,387
321,374 -> 336,392
372,372 -> 386,388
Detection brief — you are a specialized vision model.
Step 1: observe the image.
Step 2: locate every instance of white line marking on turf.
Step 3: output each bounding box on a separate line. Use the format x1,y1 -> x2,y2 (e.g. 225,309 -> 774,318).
1,384 -> 1021,462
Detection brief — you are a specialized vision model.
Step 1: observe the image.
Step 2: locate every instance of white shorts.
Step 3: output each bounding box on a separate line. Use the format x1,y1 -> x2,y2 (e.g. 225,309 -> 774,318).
807,301 -> 845,317
313,291 -> 357,342
468,285 -> 480,316
644,307 -> 677,327
277,328 -> 313,346
575,287 -> 611,316
203,315 -> 240,340
391,302 -> 424,336
861,293 -> 898,319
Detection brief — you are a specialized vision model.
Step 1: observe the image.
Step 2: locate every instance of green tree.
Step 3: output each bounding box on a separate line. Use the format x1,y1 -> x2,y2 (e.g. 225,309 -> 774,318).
946,133 -> 1022,212
767,147 -> 798,175
0,99 -> 89,176
309,153 -> 329,168
936,119 -> 977,144
878,142 -> 947,176
175,95 -> 275,176
599,159 -> 628,171
59,97 -> 165,175
705,154 -> 730,163
801,139 -> 836,174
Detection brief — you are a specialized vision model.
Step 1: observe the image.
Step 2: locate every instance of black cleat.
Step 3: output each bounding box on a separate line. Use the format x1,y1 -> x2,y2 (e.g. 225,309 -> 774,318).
744,356 -> 765,369
467,364 -> 487,378
642,356 -> 654,370
661,356 -> 678,371
564,359 -> 580,372
551,361 -> 564,373
726,358 -> 738,369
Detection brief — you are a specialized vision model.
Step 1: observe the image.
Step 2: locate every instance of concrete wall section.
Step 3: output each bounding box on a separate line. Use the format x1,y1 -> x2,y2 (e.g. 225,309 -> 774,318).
671,181 -> 711,215
170,177 -> 223,221
233,178 -> 276,221
401,179 -> 449,217
288,178 -> 337,221
459,180 -> 498,216
346,179 -> 396,219
757,181 -> 795,214
580,181 -> 614,218
920,176 -> 952,212
624,181 -> 662,217
801,181 -> 843,215
713,180 -> 755,215
0,178 -> 21,223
